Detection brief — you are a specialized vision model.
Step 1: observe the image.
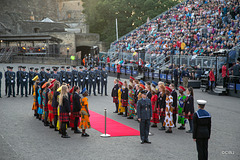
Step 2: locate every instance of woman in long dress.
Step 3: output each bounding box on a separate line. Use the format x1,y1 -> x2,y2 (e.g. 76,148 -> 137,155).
177,86 -> 187,130
163,86 -> 174,133
127,84 -> 135,119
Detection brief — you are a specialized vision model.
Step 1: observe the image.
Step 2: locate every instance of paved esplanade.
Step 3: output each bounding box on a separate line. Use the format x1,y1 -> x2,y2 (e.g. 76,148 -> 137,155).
0,63 -> 239,160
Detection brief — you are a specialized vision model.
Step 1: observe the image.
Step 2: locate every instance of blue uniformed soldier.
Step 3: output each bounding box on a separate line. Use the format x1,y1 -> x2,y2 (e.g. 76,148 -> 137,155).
20,66 -> 29,97
45,68 -> 52,82
83,66 -> 89,91
0,70 -> 2,98
7,67 -> 16,97
78,66 -> 85,90
66,66 -> 72,86
5,66 -> 10,96
94,65 -> 101,94
100,65 -> 108,96
40,67 -> 46,81
72,66 -> 78,87
52,67 -> 60,81
16,66 -> 22,95
88,67 -> 97,96
137,90 -> 152,144
60,66 -> 66,84
34,68 -> 41,81
28,67 -> 35,95
193,100 -> 211,160
50,67 -> 55,75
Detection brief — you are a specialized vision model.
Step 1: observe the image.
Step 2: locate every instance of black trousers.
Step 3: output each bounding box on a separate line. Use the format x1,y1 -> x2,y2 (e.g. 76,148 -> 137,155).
196,139 -> 208,160
223,76 -> 227,88
74,117 -> 79,130
8,83 -> 15,97
44,111 -> 49,124
101,82 -> 107,95
96,80 -> 100,93
173,113 -> 177,126
210,81 -> 214,91
17,81 -> 20,95
174,76 -> 178,89
139,119 -> 150,142
54,115 -> 58,128
21,83 -> 28,96
89,81 -> 96,95
189,119 -> 193,131
29,82 -> 34,95
61,122 -> 67,136
117,72 -> 120,79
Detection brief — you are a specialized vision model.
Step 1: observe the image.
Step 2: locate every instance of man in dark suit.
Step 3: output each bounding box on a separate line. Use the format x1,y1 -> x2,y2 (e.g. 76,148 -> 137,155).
16,66 -> 22,95
0,71 -> 2,98
170,83 -> 178,127
173,66 -> 179,89
137,90 -> 152,144
28,67 -> 35,95
20,66 -> 28,97
193,100 -> 211,160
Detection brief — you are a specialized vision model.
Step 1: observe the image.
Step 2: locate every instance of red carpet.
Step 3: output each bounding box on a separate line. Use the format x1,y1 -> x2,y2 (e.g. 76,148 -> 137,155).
89,110 -> 140,137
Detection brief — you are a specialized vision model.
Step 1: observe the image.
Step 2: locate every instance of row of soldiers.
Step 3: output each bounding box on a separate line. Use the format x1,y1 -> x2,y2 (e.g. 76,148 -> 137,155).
1,65 -> 108,98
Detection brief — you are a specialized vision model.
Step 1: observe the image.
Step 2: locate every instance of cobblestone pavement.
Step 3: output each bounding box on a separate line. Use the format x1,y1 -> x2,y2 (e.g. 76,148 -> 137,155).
0,63 -> 239,160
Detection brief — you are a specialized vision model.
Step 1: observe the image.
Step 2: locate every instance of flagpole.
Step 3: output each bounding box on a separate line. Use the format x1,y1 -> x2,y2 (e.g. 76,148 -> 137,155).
116,18 -> 118,41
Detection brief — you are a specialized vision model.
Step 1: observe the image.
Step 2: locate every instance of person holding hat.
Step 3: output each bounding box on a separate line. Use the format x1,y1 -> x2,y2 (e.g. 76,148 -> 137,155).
193,100 -> 211,160
163,86 -> 174,133
137,90 -> 152,144
7,67 -> 16,98
111,79 -> 119,113
177,86 -> 187,130
118,81 -> 125,115
94,65 -> 101,94
16,66 -> 22,95
20,66 -> 29,97
101,65 -> 108,96
79,88 -> 91,137
183,87 -> 194,133
88,67 -> 97,96
72,66 -> 78,87
29,67 -> 35,95
59,85 -> 71,138
78,66 -> 86,90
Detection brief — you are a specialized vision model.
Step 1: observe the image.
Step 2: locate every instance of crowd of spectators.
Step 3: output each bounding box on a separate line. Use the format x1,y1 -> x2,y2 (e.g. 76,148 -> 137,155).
111,0 -> 240,59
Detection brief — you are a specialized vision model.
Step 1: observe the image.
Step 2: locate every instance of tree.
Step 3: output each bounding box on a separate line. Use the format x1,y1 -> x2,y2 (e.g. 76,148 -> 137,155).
82,0 -> 180,48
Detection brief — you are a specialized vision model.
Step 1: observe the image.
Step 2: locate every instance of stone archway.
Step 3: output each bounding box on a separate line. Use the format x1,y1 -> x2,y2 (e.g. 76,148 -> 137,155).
76,45 -> 91,61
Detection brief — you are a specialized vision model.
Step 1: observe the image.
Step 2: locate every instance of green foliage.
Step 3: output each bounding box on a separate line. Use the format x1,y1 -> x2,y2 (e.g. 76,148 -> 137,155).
82,0 -> 180,48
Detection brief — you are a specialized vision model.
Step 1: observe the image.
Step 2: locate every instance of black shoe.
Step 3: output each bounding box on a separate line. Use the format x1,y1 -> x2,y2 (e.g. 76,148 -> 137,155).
13,96 -> 16,97
144,140 -> 151,144
165,130 -> 172,133
44,123 -> 49,126
21,95 -> 23,97
118,113 -> 123,115
113,111 -> 118,113
178,126 -> 185,130
71,128 -> 74,130
34,114 -> 37,117
61,135 -> 71,138
186,130 -> 192,133
101,94 -> 103,96
25,95 -> 28,97
49,125 -> 55,129
55,128 -> 59,131
151,124 -> 157,128
122,115 -> 127,117
82,133 -> 89,137
105,94 -> 108,96
159,127 -> 166,130
140,141 -> 145,144
7,96 -> 10,98
127,117 -> 133,119
74,130 -> 82,134
94,94 -> 97,96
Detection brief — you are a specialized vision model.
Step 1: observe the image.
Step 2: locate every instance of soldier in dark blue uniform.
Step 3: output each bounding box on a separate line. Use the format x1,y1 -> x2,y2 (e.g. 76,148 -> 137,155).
94,65 -> 101,94
78,66 -> 85,90
72,66 -> 78,87
173,66 -> 179,89
45,68 -> 52,82
16,66 -> 22,95
137,90 -> 152,144
88,67 -> 97,96
0,70 -> 2,98
83,66 -> 89,91
5,66 -> 10,96
100,65 -> 108,96
66,66 -> 72,86
28,67 -> 35,95
40,67 -> 46,81
193,100 -> 211,160
52,67 -> 60,81
34,68 -> 41,81
60,66 -> 66,84
20,66 -> 29,97
7,67 -> 16,97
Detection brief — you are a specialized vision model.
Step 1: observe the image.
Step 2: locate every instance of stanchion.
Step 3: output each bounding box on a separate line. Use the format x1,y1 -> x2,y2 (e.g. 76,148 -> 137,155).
100,108 -> 111,138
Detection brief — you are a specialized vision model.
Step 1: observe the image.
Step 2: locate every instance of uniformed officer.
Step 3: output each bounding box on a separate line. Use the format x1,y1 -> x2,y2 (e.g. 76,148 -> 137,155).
7,67 -> 16,97
20,66 -> 28,97
72,66 -> 78,87
60,66 -> 66,84
66,66 -> 72,86
45,68 -> 52,82
5,66 -> 10,96
40,67 -> 46,81
28,67 -> 35,95
88,67 -> 97,96
193,100 -> 211,160
16,66 -> 22,95
78,66 -> 85,90
95,65 -> 101,94
0,70 -> 2,98
50,67 -> 55,75
137,90 -> 152,144
52,67 -> 60,81
34,68 -> 41,81
83,66 -> 89,91
100,65 -> 108,96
